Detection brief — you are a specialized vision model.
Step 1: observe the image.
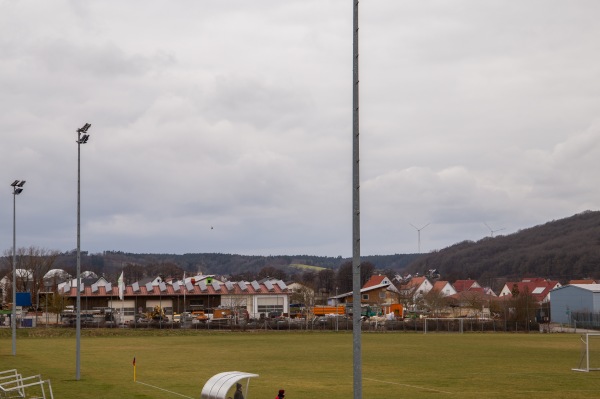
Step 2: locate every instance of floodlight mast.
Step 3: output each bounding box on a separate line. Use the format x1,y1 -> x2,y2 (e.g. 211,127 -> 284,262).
11,180 -> 25,356
351,1 -> 362,399
76,123 -> 91,381
410,223 -> 430,254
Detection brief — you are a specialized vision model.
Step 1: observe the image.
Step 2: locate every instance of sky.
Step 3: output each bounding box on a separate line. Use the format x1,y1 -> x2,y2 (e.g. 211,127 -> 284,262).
1,1 -> 599,258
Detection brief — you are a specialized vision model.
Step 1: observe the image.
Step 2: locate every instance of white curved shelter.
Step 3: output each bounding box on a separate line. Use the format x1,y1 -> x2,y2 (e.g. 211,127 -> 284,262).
200,371 -> 258,399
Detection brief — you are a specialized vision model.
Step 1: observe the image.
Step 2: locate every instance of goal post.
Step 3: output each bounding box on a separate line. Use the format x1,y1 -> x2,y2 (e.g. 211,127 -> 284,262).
573,333 -> 600,372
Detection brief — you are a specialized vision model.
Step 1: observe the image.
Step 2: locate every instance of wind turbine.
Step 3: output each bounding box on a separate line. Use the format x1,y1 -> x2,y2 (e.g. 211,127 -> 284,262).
484,222 -> 505,237
409,222 -> 430,254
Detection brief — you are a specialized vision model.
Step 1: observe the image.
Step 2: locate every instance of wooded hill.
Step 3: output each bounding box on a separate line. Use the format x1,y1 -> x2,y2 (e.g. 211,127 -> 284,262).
48,251 -> 421,282
405,210 -> 600,285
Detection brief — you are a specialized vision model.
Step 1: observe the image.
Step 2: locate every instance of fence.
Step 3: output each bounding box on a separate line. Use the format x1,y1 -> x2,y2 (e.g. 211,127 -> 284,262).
571,312 -> 600,330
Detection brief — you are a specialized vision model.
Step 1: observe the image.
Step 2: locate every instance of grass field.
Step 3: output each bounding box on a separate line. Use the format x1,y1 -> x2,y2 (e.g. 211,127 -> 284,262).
1,328 -> 599,399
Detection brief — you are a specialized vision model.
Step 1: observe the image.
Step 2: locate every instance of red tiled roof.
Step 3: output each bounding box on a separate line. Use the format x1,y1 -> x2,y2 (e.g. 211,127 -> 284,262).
432,281 -> 449,291
569,279 -> 596,284
65,281 -> 288,298
502,280 -> 560,302
363,275 -> 387,289
453,280 -> 478,292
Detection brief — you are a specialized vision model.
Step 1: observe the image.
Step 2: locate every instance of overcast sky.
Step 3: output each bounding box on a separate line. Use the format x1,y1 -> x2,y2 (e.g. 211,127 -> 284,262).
1,1 -> 599,258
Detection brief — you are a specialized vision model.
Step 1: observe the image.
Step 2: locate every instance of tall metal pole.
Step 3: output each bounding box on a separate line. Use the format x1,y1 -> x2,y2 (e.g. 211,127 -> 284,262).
75,122 -> 91,381
12,188 -> 17,356
11,180 -> 25,356
76,128 -> 82,380
352,1 -> 362,399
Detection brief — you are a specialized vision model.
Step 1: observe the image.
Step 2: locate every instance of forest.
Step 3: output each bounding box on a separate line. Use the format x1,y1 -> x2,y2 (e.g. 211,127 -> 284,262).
405,210 -> 600,286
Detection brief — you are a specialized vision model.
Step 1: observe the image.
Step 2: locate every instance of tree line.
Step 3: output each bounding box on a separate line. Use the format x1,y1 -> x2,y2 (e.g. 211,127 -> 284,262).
405,210 -> 600,287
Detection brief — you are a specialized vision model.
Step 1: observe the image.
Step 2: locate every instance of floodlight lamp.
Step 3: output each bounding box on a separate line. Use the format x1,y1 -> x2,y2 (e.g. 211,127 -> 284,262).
14,188 -> 23,195
77,123 -> 91,133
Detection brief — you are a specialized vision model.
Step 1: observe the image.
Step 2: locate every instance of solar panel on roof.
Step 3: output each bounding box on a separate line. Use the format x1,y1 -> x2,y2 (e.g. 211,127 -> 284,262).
225,281 -> 234,291
199,281 -> 207,291
212,282 -> 221,291
532,287 -> 545,294
185,281 -> 194,291
145,282 -> 153,292
251,281 -> 260,291
132,282 -> 140,292
238,281 -> 248,291
159,282 -> 167,292
264,280 -> 274,291
276,280 -> 287,290
91,283 -> 98,293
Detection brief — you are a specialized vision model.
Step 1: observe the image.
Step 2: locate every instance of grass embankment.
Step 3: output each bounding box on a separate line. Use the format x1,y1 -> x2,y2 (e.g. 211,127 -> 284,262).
0,328 -> 598,399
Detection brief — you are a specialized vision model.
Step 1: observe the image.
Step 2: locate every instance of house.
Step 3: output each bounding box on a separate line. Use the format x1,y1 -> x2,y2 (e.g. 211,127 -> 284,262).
398,276 -> 433,300
446,289 -> 496,318
285,282 -> 313,293
453,279 -> 481,292
498,278 -> 561,304
358,275 -> 400,306
431,280 -> 457,297
329,275 -> 401,311
550,284 -> 600,325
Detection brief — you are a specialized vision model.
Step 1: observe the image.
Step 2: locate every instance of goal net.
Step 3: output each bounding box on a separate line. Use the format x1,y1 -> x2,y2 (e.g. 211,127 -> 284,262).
573,333 -> 600,372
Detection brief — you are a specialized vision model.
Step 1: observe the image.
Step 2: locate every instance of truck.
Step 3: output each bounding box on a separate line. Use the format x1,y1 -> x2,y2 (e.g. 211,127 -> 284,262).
312,306 -> 345,316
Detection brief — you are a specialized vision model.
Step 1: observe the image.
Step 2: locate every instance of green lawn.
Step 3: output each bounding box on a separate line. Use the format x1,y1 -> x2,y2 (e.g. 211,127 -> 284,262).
1,328 -> 599,399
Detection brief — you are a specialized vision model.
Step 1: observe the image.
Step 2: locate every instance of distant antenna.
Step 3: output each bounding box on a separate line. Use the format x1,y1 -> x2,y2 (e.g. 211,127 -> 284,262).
484,222 -> 505,237
409,223 -> 430,253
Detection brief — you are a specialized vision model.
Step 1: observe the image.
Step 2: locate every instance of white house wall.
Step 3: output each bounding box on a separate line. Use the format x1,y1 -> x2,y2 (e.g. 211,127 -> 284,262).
252,295 -> 288,318
108,299 -> 137,323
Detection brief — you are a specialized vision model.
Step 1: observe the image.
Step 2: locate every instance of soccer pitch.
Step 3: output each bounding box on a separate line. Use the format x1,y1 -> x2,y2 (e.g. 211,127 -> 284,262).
1,329 -> 599,399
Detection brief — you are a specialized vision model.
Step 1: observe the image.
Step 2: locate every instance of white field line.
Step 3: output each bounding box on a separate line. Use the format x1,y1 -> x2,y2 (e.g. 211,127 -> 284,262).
366,378 -> 600,396
364,377 -> 453,394
136,380 -> 195,399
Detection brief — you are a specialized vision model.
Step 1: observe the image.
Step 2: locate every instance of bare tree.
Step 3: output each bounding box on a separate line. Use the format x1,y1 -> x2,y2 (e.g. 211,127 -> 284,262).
147,262 -> 184,281
123,263 -> 146,282
290,285 -> 316,328
257,266 -> 287,281
316,269 -> 335,295
23,247 -> 60,309
2,247 -> 58,309
301,270 -> 317,289
424,289 -> 449,317
336,261 -> 376,293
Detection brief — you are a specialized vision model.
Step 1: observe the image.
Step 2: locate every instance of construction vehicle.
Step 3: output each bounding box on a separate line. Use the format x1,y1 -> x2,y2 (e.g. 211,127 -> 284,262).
192,310 -> 209,322
148,305 -> 168,322
345,304 -> 379,317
